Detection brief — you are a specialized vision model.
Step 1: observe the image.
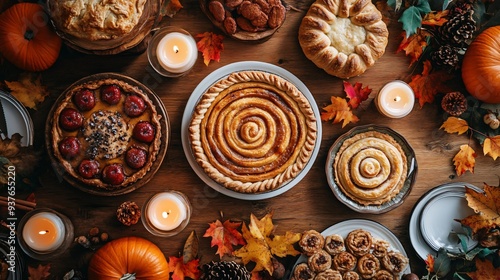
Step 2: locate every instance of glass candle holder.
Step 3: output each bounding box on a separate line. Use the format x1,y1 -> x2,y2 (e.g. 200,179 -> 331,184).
147,26 -> 198,78
142,191 -> 192,237
375,80 -> 415,118
18,208 -> 74,260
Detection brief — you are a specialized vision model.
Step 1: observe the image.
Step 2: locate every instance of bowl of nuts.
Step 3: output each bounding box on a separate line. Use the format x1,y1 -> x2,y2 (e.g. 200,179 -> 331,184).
200,0 -> 287,42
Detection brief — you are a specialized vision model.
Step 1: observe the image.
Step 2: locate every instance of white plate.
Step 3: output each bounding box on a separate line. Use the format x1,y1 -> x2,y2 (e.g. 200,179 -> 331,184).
0,91 -> 33,146
409,182 -> 482,259
181,61 -> 322,200
292,219 -> 411,278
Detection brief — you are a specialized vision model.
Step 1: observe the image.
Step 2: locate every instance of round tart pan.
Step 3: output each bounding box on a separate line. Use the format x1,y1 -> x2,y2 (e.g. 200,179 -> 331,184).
45,73 -> 169,196
325,124 -> 417,213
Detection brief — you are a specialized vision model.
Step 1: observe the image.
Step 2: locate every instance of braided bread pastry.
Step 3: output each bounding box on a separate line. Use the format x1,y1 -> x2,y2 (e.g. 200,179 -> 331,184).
298,0 -> 388,78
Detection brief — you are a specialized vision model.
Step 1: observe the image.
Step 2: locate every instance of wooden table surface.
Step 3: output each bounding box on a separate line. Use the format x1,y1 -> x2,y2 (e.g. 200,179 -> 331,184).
3,0 -> 499,278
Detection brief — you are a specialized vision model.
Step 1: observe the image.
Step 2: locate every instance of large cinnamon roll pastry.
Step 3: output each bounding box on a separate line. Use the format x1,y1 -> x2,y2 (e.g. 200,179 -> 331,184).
189,71 -> 317,193
334,131 -> 407,205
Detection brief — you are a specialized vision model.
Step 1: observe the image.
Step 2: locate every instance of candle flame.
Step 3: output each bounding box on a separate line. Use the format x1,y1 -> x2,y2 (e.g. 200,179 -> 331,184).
393,96 -> 401,102
39,230 -> 49,235
173,45 -> 179,54
162,211 -> 169,219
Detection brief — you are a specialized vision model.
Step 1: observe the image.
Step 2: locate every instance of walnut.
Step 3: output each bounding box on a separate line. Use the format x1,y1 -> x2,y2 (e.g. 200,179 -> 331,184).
224,16 -> 237,34
254,0 -> 271,14
268,0 -> 282,6
237,1 -> 252,15
225,0 -> 243,9
241,3 -> 262,20
209,0 -> 226,22
116,201 -> 141,226
236,16 -> 258,32
268,4 -> 286,28
251,12 -> 268,28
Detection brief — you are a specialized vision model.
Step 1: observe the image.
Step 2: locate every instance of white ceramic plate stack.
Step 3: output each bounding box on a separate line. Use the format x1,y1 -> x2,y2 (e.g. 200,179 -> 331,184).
409,182 -> 482,259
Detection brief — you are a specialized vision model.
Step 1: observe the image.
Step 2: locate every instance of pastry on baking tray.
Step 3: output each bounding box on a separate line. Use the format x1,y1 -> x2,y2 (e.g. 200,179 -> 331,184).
298,0 -> 388,78
189,70 -> 317,194
334,131 -> 408,206
51,78 -> 162,190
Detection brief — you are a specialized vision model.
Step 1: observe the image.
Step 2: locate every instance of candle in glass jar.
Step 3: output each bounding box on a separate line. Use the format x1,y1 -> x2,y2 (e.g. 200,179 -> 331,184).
147,192 -> 188,231
156,32 -> 197,74
376,80 -> 415,118
22,212 -> 65,252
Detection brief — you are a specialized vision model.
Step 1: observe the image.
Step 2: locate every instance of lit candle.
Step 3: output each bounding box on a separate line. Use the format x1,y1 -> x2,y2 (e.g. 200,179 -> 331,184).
376,80 -> 415,118
156,31 -> 197,74
146,192 -> 188,231
22,212 -> 65,252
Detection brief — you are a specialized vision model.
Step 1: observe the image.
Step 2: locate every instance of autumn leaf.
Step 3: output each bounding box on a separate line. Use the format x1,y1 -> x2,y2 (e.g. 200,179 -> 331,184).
235,222 -> 274,274
28,264 -> 51,280
343,81 -> 372,109
5,72 -> 49,110
483,136 -> 500,160
168,256 -> 200,280
196,32 -> 224,66
422,10 -> 449,26
183,231 -> 199,263
460,183 -> 500,234
267,231 -> 302,257
397,30 -> 430,66
409,60 -> 454,107
160,0 -> 183,18
467,258 -> 500,280
0,133 -> 41,184
453,144 -> 476,176
321,96 -> 359,128
204,219 -> 245,258
440,117 -> 469,135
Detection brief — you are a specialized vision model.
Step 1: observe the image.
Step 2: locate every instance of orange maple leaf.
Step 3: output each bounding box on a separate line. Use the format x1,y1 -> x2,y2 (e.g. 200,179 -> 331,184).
168,256 -> 200,280
461,183 -> 500,234
203,219 -> 245,258
321,96 -> 359,128
422,10 -> 450,26
409,60 -> 454,107
343,81 -> 372,109
28,264 -> 51,280
468,258 -> 500,280
397,31 -> 430,66
196,32 -> 224,66
483,135 -> 500,160
453,144 -> 476,176
425,254 -> 435,273
161,0 -> 183,17
440,117 -> 469,135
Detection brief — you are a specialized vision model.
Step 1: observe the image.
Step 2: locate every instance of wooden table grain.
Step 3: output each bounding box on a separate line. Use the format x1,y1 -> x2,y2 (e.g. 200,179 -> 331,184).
4,0 -> 499,278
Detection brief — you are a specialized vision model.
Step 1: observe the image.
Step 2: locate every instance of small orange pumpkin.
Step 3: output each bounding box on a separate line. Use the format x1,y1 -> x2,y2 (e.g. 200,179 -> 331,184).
88,237 -> 170,280
0,3 -> 62,72
462,25 -> 500,104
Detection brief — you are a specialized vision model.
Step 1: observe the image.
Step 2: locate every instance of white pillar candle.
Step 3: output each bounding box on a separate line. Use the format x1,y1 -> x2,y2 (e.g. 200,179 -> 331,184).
376,80 -> 415,118
22,212 -> 65,252
156,31 -> 197,74
146,192 -> 188,231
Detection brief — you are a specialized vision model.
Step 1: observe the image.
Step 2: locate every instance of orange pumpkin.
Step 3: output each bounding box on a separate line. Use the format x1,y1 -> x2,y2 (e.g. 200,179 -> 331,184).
88,237 -> 170,280
0,3 -> 62,72
462,25 -> 500,104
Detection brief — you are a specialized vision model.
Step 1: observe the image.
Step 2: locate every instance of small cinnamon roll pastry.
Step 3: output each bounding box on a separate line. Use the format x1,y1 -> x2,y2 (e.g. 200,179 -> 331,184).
308,250 -> 332,272
300,230 -> 325,256
324,234 -> 345,255
293,263 -> 316,280
382,251 -> 409,274
373,270 -> 396,280
357,253 -> 381,279
346,229 -> 373,257
332,251 -> 357,272
343,271 -> 361,280
314,269 -> 342,280
372,239 -> 390,258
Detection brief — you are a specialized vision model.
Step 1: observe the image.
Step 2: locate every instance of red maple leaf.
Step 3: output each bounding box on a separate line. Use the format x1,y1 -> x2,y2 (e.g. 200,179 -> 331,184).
195,32 -> 224,66
343,80 -> 372,109
168,256 -> 200,280
409,60 -> 453,107
203,219 -> 246,258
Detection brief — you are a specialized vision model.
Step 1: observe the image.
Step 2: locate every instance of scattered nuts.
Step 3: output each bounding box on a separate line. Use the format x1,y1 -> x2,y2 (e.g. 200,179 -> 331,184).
268,4 -> 286,28
224,16 -> 237,34
100,232 -> 109,243
88,227 -> 99,237
225,0 -> 243,9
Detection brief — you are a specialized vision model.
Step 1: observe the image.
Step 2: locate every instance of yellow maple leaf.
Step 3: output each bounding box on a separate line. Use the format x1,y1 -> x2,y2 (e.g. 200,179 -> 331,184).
321,96 -> 359,128
453,144 -> 476,176
422,10 -> 449,26
483,136 -> 500,160
234,222 -> 274,274
267,231 -> 302,258
5,73 -> 49,110
440,117 -> 469,135
460,183 -> 500,234
467,258 -> 500,280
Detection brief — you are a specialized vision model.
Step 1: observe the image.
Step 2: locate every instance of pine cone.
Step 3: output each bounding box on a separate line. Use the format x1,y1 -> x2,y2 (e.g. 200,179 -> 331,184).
439,9 -> 476,47
431,45 -> 462,69
200,261 -> 251,280
116,201 -> 141,226
441,91 -> 467,116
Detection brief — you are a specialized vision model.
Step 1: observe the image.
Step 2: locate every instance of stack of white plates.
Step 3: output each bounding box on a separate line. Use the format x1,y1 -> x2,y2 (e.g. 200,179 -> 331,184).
409,182 -> 482,259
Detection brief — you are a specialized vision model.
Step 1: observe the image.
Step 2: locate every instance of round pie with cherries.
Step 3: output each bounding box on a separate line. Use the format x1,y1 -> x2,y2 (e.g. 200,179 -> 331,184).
49,75 -> 164,192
